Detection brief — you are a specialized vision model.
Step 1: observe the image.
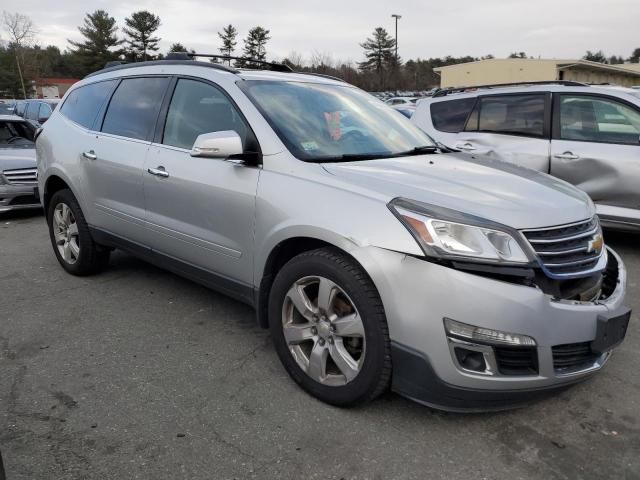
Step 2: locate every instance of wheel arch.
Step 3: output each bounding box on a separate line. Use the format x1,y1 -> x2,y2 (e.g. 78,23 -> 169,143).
42,171 -> 81,216
255,233 -> 367,329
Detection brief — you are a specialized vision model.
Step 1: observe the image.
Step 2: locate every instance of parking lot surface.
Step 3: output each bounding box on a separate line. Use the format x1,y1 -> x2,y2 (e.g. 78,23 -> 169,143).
1,210 -> 639,480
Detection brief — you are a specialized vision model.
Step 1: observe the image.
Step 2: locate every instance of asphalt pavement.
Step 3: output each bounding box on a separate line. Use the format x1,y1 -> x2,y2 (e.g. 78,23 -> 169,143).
1,210 -> 639,480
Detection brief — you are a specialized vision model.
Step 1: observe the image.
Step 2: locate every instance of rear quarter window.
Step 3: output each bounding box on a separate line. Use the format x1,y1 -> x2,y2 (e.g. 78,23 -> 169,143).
60,80 -> 117,129
430,98 -> 476,133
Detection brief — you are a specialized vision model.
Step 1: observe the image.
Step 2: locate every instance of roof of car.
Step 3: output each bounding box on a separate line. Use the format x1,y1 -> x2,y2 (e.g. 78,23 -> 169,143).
85,59 -> 346,86
0,114 -> 26,122
425,83 -> 640,102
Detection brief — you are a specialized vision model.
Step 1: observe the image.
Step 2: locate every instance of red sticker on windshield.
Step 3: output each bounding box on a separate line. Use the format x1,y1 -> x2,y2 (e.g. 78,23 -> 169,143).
324,111 -> 342,140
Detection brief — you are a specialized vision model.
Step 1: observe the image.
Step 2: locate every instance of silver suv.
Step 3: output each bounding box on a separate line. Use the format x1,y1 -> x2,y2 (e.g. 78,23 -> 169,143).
37,60 -> 631,411
412,82 -> 640,231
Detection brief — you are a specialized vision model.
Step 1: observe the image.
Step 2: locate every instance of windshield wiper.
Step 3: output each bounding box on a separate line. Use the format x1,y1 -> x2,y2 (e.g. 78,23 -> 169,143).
309,153 -> 393,163
400,145 -> 438,156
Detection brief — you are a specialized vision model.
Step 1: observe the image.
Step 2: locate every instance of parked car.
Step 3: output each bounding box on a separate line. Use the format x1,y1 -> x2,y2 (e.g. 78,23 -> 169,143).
20,99 -> 60,128
0,114 -> 40,212
37,60 -> 630,411
391,104 -> 416,118
0,100 -> 17,115
412,81 -> 640,231
385,96 -> 418,106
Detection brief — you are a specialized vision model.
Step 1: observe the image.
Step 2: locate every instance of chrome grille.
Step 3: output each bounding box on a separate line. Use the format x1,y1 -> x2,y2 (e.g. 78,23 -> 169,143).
521,217 -> 605,278
2,168 -> 38,185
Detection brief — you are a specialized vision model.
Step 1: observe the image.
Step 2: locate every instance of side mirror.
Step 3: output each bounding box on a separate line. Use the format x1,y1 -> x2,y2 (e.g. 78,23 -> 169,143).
190,131 -> 243,159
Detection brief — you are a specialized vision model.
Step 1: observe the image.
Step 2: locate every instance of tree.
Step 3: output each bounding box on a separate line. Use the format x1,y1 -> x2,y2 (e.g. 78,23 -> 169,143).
583,50 -> 607,63
2,12 -> 36,98
508,52 -> 527,59
218,24 -> 238,66
629,48 -> 640,63
238,26 -> 270,67
123,11 -> 161,61
358,27 -> 396,90
608,55 -> 625,65
169,42 -> 187,53
68,10 -> 122,75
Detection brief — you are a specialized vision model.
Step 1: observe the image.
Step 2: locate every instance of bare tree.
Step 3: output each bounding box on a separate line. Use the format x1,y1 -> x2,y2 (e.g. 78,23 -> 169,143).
2,11 -> 36,98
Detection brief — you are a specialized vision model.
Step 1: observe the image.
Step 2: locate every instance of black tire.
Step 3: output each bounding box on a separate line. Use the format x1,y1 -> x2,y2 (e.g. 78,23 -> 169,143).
269,247 -> 391,406
47,188 -> 110,276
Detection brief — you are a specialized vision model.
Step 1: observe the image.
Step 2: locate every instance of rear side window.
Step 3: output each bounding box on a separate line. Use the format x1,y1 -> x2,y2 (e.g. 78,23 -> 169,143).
60,80 -> 117,129
60,80 -> 116,128
38,103 -> 52,121
430,98 -> 476,133
477,94 -> 545,137
101,77 -> 169,141
163,78 -> 250,150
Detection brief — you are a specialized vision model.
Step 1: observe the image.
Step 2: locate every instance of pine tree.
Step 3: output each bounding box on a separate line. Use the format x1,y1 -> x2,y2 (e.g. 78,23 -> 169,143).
237,26 -> 270,68
68,10 -> 122,74
358,27 -> 396,90
123,11 -> 161,61
218,24 -> 238,66
629,48 -> 640,63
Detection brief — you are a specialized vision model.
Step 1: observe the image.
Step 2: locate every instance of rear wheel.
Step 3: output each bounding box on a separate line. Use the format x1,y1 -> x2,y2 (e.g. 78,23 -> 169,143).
47,189 -> 110,275
269,247 -> 391,406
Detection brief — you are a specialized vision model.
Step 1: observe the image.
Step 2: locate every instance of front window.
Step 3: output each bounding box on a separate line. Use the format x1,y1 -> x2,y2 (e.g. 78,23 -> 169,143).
239,81 -> 434,161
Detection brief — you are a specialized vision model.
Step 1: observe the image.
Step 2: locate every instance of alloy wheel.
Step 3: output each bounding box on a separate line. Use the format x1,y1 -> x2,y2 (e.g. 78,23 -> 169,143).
52,202 -> 80,265
282,276 -> 366,386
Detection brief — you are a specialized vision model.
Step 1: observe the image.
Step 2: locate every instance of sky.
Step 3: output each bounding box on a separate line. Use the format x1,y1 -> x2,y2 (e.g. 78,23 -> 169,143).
3,0 -> 638,64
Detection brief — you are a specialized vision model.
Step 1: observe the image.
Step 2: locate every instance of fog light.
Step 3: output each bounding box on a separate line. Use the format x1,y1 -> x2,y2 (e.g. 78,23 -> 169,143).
444,318 -> 536,347
454,347 -> 487,372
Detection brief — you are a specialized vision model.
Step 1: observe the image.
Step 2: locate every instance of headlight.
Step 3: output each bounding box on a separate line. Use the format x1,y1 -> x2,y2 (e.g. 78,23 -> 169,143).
389,198 -> 531,264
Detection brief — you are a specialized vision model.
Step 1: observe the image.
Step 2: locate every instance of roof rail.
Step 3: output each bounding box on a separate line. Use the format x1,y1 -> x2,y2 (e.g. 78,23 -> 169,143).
86,59 -> 236,78
179,52 -> 294,72
432,80 -> 588,97
294,71 -> 345,83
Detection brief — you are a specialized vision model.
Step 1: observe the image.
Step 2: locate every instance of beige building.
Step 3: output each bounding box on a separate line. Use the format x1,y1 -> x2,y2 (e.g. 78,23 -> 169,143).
434,58 -> 640,88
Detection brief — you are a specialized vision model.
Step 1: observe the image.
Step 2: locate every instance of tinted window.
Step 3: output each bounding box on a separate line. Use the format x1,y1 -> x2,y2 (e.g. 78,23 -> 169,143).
477,94 -> 545,137
61,80 -> 117,129
15,101 -> 26,117
559,95 -> 640,145
102,77 -> 168,140
163,79 -> 250,150
0,120 -> 34,145
430,98 -> 476,133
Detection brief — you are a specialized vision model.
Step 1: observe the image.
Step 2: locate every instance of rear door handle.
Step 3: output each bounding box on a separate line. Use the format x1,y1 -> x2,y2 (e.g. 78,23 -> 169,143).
82,150 -> 97,160
554,152 -> 580,160
456,142 -> 476,151
147,166 -> 169,178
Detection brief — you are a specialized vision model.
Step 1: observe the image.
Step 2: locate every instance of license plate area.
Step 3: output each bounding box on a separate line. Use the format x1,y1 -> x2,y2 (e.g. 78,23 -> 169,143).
591,309 -> 631,355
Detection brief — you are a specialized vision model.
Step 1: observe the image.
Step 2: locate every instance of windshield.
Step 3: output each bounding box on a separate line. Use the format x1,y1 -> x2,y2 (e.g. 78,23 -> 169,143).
0,120 -> 35,147
240,81 -> 434,161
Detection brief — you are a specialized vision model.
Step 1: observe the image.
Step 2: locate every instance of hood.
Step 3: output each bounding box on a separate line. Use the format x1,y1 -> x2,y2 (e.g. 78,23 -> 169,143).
322,153 -> 593,230
0,147 -> 37,172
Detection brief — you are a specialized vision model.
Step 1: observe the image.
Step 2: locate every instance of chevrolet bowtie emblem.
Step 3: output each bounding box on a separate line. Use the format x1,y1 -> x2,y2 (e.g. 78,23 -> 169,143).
587,234 -> 604,254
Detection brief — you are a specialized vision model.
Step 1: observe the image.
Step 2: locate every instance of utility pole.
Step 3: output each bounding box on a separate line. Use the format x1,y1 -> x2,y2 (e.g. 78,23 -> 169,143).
391,14 -> 401,61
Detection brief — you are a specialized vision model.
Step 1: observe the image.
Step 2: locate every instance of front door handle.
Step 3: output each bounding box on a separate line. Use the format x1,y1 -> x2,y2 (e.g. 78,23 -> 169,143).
554,151 -> 580,160
82,150 -> 97,160
147,166 -> 169,178
456,142 -> 477,151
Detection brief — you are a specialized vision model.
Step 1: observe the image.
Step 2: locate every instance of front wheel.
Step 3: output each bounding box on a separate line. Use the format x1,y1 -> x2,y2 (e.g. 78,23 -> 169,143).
269,248 -> 391,406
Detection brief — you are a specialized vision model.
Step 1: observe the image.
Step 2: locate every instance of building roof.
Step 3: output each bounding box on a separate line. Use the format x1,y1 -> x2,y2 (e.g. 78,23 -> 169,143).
434,58 -> 640,78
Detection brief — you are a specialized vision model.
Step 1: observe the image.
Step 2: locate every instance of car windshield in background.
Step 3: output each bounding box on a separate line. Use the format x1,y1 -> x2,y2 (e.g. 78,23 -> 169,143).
0,121 -> 35,147
240,81 -> 434,161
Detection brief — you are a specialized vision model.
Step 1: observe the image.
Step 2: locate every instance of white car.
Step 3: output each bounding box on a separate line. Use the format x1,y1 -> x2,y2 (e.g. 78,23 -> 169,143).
412,81 -> 640,231
385,96 -> 418,106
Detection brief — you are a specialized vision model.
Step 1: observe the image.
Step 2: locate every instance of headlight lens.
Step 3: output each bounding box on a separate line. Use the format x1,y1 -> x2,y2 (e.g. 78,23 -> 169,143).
390,200 -> 530,264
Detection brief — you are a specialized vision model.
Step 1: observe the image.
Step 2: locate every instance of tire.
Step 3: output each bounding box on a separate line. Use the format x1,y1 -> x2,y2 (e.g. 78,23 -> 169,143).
47,188 -> 110,276
269,247 -> 391,406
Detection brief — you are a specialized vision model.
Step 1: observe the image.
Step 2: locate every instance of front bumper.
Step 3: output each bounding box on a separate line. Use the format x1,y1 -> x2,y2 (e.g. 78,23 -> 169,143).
0,184 -> 41,212
352,246 -> 629,411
